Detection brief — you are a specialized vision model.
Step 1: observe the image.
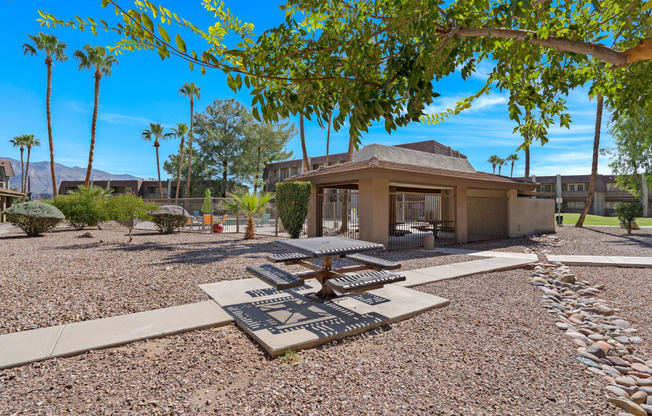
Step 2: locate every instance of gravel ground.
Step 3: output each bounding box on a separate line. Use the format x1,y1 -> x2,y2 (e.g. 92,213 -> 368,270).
0,223 -> 474,334
456,225 -> 652,257
0,268 -> 617,415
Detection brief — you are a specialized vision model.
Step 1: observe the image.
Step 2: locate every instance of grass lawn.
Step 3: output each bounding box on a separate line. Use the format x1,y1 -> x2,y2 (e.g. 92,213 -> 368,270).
555,212 -> 652,226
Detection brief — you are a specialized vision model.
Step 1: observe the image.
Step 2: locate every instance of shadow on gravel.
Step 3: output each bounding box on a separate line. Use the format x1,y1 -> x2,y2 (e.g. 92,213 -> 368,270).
581,227 -> 652,249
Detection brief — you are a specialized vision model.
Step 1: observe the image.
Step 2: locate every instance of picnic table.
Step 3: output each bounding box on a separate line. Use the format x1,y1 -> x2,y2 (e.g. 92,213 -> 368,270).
246,237 -> 405,298
410,219 -> 455,237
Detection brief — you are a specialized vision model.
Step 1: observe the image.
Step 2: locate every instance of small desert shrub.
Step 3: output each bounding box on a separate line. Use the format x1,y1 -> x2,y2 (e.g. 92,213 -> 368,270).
615,202 -> 643,234
105,194 -> 157,242
3,201 -> 65,236
276,182 -> 311,239
49,191 -> 108,230
149,205 -> 190,234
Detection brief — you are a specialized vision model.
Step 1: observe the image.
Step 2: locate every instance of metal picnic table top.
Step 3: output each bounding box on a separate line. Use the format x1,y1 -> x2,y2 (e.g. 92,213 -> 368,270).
274,236 -> 385,258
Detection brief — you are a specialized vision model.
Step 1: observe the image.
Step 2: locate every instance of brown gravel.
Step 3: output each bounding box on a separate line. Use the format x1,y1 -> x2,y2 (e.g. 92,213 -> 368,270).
0,223 -> 474,334
0,268 -> 616,415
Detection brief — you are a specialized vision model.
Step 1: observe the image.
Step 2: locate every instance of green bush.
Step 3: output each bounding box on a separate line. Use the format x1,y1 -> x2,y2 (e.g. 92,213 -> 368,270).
615,202 -> 643,234
276,181 -> 311,239
2,201 -> 65,236
49,192 -> 108,230
106,194 -> 157,242
148,205 -> 190,234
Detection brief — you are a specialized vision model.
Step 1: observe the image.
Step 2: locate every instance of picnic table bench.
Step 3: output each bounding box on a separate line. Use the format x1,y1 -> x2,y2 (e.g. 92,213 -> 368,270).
247,237 -> 405,298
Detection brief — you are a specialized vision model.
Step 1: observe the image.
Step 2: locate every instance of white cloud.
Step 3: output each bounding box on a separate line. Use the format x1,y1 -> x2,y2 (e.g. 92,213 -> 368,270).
424,93 -> 508,115
99,112 -> 155,126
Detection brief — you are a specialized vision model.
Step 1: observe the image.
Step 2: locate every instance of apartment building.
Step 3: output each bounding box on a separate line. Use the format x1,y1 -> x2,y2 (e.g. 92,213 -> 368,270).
0,159 -> 25,222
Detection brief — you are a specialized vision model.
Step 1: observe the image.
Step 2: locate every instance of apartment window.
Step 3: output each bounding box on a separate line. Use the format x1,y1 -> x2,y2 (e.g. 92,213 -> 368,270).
567,201 -> 585,209
543,184 -> 552,192
576,184 -> 584,191
568,184 -> 575,191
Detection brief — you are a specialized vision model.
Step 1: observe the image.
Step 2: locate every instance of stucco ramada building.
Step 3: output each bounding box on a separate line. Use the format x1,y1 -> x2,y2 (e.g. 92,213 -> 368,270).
275,140 -> 554,250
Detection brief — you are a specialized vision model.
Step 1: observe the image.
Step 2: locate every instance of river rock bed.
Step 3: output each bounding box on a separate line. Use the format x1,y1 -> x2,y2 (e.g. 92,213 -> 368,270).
531,262 -> 652,415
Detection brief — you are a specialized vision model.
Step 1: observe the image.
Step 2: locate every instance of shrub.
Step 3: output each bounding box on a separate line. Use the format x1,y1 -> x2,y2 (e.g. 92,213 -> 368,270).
49,191 -> 109,230
106,194 -> 157,242
615,202 -> 643,234
276,182 -> 311,239
220,191 -> 274,239
148,205 -> 190,234
2,201 -> 65,236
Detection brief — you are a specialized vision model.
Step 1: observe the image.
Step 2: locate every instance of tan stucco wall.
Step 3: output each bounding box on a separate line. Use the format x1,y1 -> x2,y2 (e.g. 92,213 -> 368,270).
455,185 -> 468,243
507,192 -> 555,237
467,195 -> 508,239
358,177 -> 390,248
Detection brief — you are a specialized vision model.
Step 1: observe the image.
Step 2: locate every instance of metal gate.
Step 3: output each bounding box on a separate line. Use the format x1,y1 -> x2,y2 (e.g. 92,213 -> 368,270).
389,192 -> 455,250
467,196 -> 508,241
317,190 -> 359,239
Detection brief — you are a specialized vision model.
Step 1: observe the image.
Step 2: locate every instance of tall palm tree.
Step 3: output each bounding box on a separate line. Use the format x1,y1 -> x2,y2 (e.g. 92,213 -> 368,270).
169,123 -> 189,200
487,155 -> 502,174
73,44 -> 118,187
178,82 -> 201,198
497,157 -> 506,175
9,135 -> 29,195
221,191 -> 274,239
142,123 -> 172,199
505,154 -> 520,177
299,114 -> 310,172
23,33 -> 67,197
576,93 -> 604,228
23,135 -> 41,200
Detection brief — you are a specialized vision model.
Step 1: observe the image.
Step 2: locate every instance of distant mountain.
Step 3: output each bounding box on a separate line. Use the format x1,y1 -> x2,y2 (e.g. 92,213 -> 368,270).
2,157 -> 141,196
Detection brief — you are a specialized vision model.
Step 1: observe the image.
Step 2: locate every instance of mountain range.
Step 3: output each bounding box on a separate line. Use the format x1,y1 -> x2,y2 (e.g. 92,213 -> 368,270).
2,157 -> 141,196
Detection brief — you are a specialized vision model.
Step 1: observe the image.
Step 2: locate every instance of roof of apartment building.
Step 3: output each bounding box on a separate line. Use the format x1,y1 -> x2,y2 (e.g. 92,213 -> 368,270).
0,159 -> 15,177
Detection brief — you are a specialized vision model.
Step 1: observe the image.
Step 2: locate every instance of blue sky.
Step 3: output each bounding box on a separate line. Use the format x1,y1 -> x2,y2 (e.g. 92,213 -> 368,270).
0,0 -> 613,181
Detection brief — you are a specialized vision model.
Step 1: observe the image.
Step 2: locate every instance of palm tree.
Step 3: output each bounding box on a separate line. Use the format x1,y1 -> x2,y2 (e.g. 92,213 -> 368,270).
178,82 -> 201,198
142,123 -> 172,199
497,157 -> 506,175
9,135 -> 29,196
169,123 -> 189,200
23,33 -> 67,197
576,93 -> 604,228
73,45 -> 118,187
221,191 -> 274,239
505,154 -> 520,177
23,135 -> 41,200
487,155 -> 502,174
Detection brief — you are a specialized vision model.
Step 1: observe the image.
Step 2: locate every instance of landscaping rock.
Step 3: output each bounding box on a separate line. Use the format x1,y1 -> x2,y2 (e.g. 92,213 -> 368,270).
607,398 -> 648,416
631,391 -> 648,405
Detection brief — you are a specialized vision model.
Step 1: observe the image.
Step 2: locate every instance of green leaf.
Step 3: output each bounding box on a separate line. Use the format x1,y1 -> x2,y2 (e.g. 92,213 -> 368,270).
158,24 -> 170,43
590,0 -> 602,12
643,0 -> 652,11
141,13 -> 154,32
175,34 -> 186,53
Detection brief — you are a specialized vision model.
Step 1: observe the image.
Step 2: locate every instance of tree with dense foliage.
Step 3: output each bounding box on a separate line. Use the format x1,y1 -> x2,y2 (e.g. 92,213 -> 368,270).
178,82 -> 201,198
73,44 -> 118,187
141,122 -> 172,199
169,122 -> 189,199
39,0 -> 652,150
604,110 -> 652,198
106,194 -> 157,242
50,185 -> 112,229
615,202 -> 644,234
487,155 -> 502,175
276,181 -> 311,239
221,191 -> 274,239
505,154 -> 520,178
242,121 -> 294,193
23,32 -> 67,196
9,135 -> 29,197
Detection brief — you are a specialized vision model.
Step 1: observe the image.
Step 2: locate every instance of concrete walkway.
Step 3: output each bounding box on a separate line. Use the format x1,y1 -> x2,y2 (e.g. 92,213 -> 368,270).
428,247 -> 538,260
546,254 -> 652,267
0,301 -> 232,370
0,256 -> 535,370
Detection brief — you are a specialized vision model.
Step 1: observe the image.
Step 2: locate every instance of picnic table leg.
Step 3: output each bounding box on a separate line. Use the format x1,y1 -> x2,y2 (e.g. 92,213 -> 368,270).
316,256 -> 335,298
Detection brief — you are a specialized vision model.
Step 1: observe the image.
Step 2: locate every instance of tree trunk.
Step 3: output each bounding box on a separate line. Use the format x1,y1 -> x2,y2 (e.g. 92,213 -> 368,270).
510,162 -> 514,177
524,146 -> 530,181
300,114 -> 309,172
576,93 -> 603,228
24,147 -> 32,201
492,165 -> 496,174
175,136 -> 185,200
155,141 -> 164,199
498,165 -> 502,175
19,147 -> 24,199
222,160 -> 228,197
254,145 -> 262,194
46,59 -> 58,197
340,135 -> 356,234
245,214 -> 255,239
325,112 -> 332,166
85,70 -> 102,187
185,98 -> 194,198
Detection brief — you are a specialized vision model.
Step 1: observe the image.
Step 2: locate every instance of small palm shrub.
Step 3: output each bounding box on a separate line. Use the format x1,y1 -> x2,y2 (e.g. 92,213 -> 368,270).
615,202 -> 643,234
221,192 -> 274,239
149,205 -> 190,234
106,194 -> 157,242
276,182 -> 311,239
3,201 -> 65,236
49,186 -> 111,230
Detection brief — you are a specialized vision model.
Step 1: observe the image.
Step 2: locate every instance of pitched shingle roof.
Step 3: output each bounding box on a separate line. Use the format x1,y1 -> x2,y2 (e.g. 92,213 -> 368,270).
0,159 -> 15,177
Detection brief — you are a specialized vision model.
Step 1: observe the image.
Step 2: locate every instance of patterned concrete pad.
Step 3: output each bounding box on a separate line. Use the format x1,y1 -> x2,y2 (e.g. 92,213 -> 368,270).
200,278 -> 449,357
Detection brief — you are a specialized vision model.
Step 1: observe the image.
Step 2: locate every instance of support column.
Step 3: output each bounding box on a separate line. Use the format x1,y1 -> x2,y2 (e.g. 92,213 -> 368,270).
307,185 -> 319,237
455,185 -> 468,243
506,189 -> 518,237
358,177 -> 389,248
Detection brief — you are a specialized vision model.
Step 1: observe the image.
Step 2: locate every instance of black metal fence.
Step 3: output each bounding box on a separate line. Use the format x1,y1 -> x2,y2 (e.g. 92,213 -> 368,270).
316,191 -> 359,239
389,192 -> 456,250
